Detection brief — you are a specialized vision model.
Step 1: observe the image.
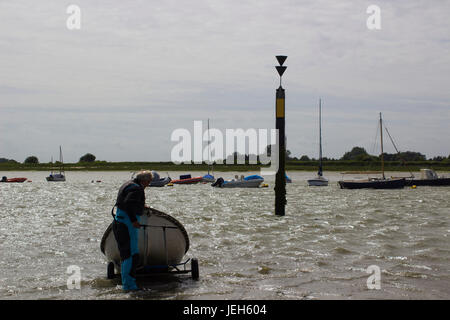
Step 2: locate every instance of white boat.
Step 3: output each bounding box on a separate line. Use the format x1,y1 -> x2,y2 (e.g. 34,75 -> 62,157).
100,207 -> 190,276
149,171 -> 171,187
308,99 -> 328,186
46,146 -> 66,182
212,175 -> 264,188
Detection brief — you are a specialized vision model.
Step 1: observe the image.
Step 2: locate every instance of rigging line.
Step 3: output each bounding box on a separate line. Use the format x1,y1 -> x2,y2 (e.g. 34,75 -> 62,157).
384,123 -> 400,154
371,119 -> 380,156
384,123 -> 415,178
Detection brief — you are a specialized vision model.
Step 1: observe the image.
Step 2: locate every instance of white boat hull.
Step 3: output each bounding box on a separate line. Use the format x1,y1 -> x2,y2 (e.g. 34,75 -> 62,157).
100,208 -> 189,273
149,177 -> 171,187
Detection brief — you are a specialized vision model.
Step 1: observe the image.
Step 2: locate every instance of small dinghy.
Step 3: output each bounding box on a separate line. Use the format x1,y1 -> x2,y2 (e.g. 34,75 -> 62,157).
171,174 -> 203,185
1,176 -> 27,183
149,171 -> 171,187
201,174 -> 215,183
100,207 -> 198,280
212,174 -> 264,188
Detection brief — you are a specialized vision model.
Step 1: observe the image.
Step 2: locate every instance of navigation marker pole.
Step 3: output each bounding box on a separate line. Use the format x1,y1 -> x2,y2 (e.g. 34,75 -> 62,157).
275,55 -> 287,216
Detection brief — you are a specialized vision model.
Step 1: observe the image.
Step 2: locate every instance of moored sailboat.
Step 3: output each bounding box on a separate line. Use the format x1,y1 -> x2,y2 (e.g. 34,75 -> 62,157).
338,113 -> 405,189
308,99 -> 328,186
46,146 -> 66,182
202,119 -> 215,183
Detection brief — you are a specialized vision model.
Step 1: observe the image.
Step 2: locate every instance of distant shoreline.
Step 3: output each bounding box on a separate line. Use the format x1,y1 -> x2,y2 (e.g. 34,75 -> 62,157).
1,161 -> 449,172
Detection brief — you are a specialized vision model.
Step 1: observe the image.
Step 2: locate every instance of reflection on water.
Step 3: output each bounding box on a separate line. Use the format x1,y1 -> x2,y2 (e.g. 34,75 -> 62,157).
0,171 -> 449,299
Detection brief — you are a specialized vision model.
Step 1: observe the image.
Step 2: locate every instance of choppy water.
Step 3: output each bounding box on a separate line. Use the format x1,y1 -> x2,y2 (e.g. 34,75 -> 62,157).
0,171 -> 449,300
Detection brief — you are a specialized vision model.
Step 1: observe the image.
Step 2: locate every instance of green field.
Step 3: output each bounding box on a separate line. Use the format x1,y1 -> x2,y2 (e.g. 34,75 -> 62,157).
1,160 -> 449,172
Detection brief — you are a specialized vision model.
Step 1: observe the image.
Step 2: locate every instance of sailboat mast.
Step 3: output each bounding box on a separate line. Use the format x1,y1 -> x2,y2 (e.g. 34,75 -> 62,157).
379,113 -> 385,179
207,119 -> 211,175
59,146 -> 64,174
318,99 -> 323,176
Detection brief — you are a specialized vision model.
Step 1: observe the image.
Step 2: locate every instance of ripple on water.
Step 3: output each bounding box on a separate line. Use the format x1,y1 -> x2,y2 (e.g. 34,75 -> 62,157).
0,171 -> 449,299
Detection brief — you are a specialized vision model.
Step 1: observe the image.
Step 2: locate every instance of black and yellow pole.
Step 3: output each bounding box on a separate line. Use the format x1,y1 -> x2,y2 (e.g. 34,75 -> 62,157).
274,55 -> 287,216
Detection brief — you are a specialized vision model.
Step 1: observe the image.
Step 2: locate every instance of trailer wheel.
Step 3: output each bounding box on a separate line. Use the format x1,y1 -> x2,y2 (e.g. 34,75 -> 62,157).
191,258 -> 199,280
107,262 -> 115,279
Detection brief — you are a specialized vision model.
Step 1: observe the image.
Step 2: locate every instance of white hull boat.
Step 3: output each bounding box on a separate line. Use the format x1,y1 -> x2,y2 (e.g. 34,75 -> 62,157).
149,171 -> 171,187
149,177 -> 171,187
308,99 -> 328,186
100,208 -> 190,275
212,175 -> 264,188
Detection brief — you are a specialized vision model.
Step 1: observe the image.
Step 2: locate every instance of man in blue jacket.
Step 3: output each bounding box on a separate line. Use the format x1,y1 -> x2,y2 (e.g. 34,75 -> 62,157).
113,170 -> 153,291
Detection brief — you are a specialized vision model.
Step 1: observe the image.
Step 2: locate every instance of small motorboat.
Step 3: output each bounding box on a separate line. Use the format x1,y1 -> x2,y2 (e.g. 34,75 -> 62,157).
149,171 -> 172,187
1,176 -> 27,183
101,207 -> 198,280
171,174 -> 203,185
212,174 -> 264,188
404,169 -> 450,187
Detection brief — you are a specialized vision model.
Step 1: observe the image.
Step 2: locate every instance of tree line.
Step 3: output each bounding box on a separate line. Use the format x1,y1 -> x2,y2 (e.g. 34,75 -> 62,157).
0,153 -> 97,164
1,147 -> 449,164
222,146 -> 450,164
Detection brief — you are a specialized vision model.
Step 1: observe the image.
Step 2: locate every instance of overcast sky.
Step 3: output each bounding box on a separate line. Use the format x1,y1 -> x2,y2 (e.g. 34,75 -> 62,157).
1,0 -> 449,162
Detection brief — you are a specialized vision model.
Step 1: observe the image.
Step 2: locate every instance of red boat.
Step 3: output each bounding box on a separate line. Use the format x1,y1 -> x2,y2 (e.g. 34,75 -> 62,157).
171,174 -> 203,185
1,176 -> 28,183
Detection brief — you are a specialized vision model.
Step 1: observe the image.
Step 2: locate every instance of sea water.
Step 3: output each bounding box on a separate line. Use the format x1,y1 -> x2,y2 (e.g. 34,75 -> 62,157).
0,171 -> 449,299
